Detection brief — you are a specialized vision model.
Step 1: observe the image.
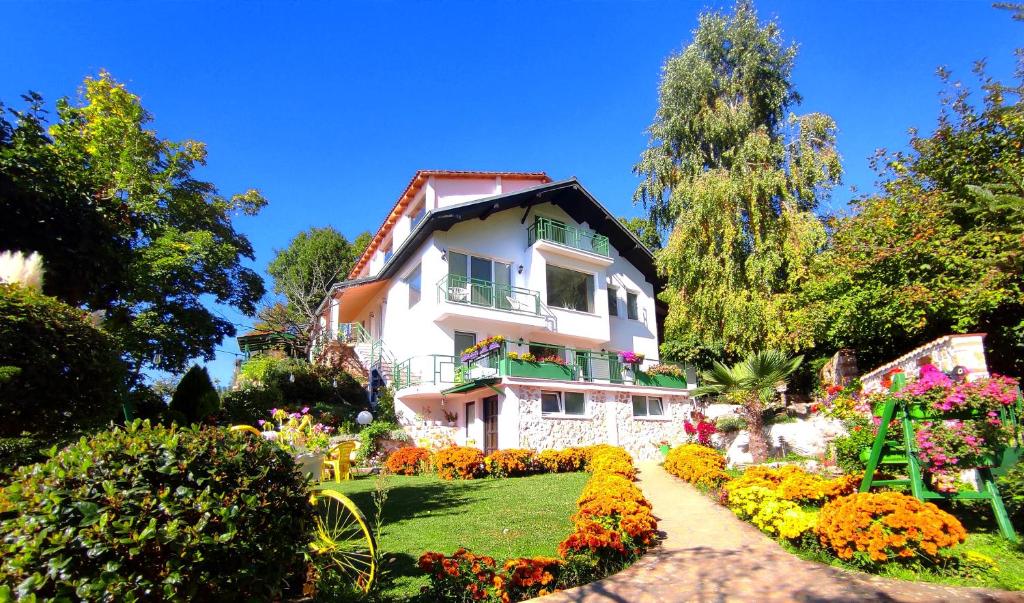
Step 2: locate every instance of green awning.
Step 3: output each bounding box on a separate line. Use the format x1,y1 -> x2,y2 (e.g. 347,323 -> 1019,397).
441,378 -> 501,395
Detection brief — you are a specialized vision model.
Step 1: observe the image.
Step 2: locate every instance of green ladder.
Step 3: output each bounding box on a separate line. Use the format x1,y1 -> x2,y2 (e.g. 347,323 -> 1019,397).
859,372 -> 1020,541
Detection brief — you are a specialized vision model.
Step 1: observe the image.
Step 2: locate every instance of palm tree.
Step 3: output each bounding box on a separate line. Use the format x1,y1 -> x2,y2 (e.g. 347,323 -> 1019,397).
695,350 -> 803,463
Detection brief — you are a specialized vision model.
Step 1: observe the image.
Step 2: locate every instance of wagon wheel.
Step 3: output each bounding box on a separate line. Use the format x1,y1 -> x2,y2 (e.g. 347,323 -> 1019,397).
309,489 -> 377,592
229,424 -> 263,436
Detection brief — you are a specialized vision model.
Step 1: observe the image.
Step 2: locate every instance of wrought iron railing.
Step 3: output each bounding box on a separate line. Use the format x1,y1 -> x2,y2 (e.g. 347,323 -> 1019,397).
527,217 -> 610,257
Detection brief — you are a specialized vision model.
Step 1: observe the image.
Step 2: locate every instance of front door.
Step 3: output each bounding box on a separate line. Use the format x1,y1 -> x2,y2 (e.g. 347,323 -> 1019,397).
483,396 -> 499,453
465,401 -> 476,447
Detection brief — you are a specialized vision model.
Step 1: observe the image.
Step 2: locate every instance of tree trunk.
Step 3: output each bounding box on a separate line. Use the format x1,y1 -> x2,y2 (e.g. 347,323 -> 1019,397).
744,397 -> 770,463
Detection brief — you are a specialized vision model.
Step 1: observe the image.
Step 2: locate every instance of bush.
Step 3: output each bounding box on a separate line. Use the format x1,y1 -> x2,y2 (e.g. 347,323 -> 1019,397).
997,464 -> 1024,527
727,485 -> 817,540
417,549 -> 564,603
168,365 -> 220,424
725,465 -> 858,505
486,449 -> 537,477
434,446 -> 486,480
385,446 -> 431,475
0,283 -> 125,436
663,444 -> 729,489
222,386 -> 282,425
356,420 -> 404,465
589,452 -> 637,480
816,491 -> 967,566
831,414 -> 875,474
0,421 -> 312,600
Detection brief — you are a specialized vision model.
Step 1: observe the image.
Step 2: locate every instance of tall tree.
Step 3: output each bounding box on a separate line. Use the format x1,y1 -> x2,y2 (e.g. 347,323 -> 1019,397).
267,227 -> 371,333
619,216 -> 663,251
0,73 -> 267,375
801,25 -> 1024,374
634,0 -> 841,365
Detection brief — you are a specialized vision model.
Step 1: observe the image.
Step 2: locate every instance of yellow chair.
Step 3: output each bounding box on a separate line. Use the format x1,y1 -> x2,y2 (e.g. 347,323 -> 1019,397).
322,441 -> 357,482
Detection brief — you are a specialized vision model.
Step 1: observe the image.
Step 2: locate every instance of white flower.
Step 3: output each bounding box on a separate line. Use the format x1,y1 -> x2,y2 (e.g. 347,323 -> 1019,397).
0,250 -> 45,291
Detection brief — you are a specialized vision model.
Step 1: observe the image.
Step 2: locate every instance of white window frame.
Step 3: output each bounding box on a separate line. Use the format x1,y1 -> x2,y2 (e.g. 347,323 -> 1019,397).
631,395 -> 665,418
540,390 -> 587,417
626,291 -> 639,320
405,263 -> 422,308
607,285 -> 619,317
545,263 -> 597,314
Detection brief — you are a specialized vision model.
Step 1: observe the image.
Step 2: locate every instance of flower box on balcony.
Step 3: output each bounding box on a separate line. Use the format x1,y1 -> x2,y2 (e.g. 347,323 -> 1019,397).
634,372 -> 687,389
460,342 -> 501,363
503,358 -> 575,380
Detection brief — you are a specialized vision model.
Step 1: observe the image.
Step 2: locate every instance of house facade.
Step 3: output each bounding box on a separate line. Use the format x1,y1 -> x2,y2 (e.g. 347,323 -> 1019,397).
309,170 -> 697,460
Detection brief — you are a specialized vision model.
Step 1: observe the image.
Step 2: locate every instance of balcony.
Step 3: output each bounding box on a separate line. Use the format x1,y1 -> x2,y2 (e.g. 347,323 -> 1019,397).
393,354 -> 458,394
528,217 -> 610,258
452,341 -> 689,390
434,274 -> 550,329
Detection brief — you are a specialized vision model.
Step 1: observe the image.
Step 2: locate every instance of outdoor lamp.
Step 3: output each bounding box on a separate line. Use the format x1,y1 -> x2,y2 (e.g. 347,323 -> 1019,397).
356,411 -> 373,425
289,373 -> 296,383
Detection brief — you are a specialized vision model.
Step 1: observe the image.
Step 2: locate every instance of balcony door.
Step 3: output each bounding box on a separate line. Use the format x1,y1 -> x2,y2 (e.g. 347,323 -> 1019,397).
454,331 -> 476,366
449,252 -> 511,310
483,395 -> 499,453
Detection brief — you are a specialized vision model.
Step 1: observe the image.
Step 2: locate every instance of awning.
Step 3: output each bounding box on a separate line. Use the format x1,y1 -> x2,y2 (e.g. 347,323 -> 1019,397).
441,378 -> 502,396
336,278 -> 390,322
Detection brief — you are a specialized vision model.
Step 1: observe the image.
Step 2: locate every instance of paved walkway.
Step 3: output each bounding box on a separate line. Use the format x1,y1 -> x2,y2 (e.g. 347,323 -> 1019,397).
538,461 -> 1023,603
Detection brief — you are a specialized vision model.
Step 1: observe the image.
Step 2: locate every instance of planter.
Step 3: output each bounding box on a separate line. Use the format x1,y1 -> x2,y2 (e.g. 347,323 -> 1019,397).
460,342 -> 501,363
634,372 -> 688,389
659,444 -> 671,457
503,358 -> 575,380
293,452 -> 325,480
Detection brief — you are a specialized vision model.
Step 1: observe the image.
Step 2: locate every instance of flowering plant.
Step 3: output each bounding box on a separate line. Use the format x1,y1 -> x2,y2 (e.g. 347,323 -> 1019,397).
535,354 -> 566,365
915,419 -> 1003,492
683,411 -> 717,447
385,447 -> 432,475
663,444 -> 729,489
644,363 -> 684,377
461,335 -> 506,362
434,446 -> 486,479
506,351 -> 537,362
259,407 -> 333,454
617,351 -> 645,364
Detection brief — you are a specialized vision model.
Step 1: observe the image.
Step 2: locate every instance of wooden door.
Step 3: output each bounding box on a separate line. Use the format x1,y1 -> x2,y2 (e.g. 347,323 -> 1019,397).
483,396 -> 499,453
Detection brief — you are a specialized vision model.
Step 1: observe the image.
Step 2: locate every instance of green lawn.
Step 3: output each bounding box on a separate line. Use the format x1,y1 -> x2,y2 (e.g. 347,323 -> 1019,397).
319,471 -> 589,600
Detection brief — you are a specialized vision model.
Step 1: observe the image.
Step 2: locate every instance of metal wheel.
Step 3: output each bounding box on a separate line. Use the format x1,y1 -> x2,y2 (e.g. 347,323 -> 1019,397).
309,489 -> 377,592
229,424 -> 263,436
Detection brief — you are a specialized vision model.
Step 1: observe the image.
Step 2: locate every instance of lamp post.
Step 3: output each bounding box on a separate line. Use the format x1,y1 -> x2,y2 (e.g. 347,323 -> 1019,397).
356,410 -> 373,426
775,382 -> 788,407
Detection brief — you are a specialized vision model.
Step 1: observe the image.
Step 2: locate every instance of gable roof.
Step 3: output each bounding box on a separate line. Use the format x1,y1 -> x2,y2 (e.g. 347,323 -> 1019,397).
348,170 -> 551,279
314,178 -> 660,321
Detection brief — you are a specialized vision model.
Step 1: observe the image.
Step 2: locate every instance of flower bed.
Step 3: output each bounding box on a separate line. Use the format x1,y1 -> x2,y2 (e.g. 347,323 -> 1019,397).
434,446 -> 487,480
418,445 -> 657,602
385,446 -> 432,475
663,443 -> 730,489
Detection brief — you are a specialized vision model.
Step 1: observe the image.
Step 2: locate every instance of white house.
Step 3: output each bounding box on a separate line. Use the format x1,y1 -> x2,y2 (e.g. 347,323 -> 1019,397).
309,170 -> 697,460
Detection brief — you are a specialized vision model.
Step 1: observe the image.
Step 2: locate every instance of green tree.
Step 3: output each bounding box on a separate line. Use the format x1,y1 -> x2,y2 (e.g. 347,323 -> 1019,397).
168,365 -> 220,424
1,73 -> 267,375
695,350 -> 803,462
801,28 -> 1024,374
634,0 -> 841,363
267,227 -> 371,333
618,216 -> 662,251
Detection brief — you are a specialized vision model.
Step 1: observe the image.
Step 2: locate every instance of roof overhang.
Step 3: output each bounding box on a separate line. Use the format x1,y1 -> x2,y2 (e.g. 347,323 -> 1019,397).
441,378 -> 502,396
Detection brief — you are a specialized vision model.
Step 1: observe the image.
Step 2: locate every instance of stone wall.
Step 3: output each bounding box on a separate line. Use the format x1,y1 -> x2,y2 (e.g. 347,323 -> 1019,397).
859,334 -> 988,393
512,385 -> 693,461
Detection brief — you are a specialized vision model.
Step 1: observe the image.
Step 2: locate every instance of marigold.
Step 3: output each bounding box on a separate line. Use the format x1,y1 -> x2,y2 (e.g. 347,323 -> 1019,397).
664,444 -> 729,489
384,446 -> 431,476
434,446 -> 486,480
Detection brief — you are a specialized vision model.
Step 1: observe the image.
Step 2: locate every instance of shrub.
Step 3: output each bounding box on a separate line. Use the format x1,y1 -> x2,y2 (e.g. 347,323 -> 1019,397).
0,283 -> 125,436
727,485 -> 817,540
816,491 -> 967,565
997,464 -> 1024,527
385,446 -> 432,475
222,385 -> 281,425
486,448 -> 536,477
500,556 -> 563,601
168,365 -> 220,424
434,446 -> 486,480
536,448 -> 588,473
725,465 -> 857,505
356,420 -> 403,465
0,421 -> 312,600
417,550 -> 564,603
663,444 -> 729,489
831,414 -> 876,474
589,452 -> 637,480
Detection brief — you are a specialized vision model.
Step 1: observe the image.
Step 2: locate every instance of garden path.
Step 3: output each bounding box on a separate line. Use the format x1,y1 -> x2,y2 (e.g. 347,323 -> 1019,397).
536,461 -> 1023,603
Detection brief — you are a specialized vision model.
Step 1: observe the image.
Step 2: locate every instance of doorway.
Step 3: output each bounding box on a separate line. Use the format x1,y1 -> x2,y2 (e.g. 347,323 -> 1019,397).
483,396 -> 499,453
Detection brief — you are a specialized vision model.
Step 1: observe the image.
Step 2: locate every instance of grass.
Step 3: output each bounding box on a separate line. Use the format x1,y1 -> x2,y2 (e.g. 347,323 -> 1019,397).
320,471 -> 589,600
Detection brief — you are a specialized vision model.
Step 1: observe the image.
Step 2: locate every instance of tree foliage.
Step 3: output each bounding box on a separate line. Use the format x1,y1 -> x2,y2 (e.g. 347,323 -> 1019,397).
634,0 -> 841,363
0,72 -> 266,375
168,365 -> 220,425
801,33 -> 1024,374
266,227 -> 371,334
695,349 -> 803,462
618,216 -> 662,251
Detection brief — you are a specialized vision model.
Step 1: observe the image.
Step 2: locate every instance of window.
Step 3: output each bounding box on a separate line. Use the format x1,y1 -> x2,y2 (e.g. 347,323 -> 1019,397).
631,395 -> 664,417
607,286 -> 619,317
465,402 -> 475,437
382,243 -> 393,264
454,331 -> 476,362
626,292 -> 639,320
410,202 -> 426,229
546,265 -> 595,313
541,391 -> 586,416
448,251 -> 512,308
406,264 -> 421,308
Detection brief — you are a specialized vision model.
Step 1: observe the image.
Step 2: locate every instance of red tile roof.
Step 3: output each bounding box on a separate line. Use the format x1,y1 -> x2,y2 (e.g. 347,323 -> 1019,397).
347,170 -> 550,279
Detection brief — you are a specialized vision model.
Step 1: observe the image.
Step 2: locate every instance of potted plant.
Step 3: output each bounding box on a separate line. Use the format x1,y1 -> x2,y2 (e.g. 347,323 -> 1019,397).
635,363 -> 687,388
442,408 -> 458,427
503,352 -> 575,380
655,439 -> 671,457
618,351 -> 645,366
460,335 -> 506,363
259,407 -> 334,478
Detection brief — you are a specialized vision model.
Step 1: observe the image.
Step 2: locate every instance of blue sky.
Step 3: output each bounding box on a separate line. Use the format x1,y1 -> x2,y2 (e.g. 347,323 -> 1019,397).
1,1 -> 1019,387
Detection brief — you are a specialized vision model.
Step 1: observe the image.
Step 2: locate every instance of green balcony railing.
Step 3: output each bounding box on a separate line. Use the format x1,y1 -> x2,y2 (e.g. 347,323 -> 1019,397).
393,354 -> 458,390
437,274 -> 541,316
528,217 -> 610,257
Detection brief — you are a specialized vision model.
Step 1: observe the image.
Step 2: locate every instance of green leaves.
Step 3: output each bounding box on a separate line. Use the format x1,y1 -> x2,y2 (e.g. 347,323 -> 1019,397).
636,1 -> 840,361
